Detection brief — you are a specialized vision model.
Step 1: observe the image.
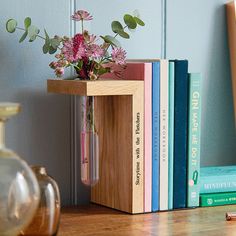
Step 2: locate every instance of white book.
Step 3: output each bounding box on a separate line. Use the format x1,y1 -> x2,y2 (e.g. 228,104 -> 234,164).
159,60 -> 169,211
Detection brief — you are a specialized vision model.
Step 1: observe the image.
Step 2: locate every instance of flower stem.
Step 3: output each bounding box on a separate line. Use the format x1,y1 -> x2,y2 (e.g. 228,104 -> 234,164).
81,20 -> 84,33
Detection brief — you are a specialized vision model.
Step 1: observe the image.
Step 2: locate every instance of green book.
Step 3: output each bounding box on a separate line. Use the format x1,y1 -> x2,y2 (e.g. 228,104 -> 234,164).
187,73 -> 202,207
200,192 -> 236,207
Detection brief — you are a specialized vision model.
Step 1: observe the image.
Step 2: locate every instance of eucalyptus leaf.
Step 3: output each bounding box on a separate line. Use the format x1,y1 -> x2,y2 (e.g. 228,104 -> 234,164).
123,14 -> 137,29
101,35 -> 120,47
49,46 -> 57,54
24,17 -> 31,29
134,16 -> 145,26
111,21 -> 123,33
6,19 -> 17,33
117,30 -> 130,39
19,31 -> 28,43
28,25 -> 40,40
50,38 -> 61,49
29,35 -> 37,42
42,43 -> 49,54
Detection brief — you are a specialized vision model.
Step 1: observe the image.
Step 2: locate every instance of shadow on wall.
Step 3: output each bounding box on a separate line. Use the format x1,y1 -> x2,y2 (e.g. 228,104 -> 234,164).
202,5 -> 236,166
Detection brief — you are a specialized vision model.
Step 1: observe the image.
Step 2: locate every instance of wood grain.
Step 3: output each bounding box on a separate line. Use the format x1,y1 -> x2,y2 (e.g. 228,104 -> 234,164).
59,204 -> 236,236
91,95 -> 133,213
226,1 -> 236,124
47,79 -> 143,96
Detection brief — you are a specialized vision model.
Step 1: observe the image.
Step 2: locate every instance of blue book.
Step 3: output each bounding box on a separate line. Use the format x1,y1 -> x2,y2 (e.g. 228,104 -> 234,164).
168,62 -> 175,210
152,61 -> 160,212
200,166 -> 236,194
173,60 -> 189,209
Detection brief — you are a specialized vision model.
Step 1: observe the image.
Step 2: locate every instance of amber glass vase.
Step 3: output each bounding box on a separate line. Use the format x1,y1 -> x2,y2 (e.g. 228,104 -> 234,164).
20,166 -> 60,236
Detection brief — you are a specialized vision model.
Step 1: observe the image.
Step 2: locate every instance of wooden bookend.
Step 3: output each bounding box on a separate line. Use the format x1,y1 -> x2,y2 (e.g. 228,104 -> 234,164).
47,79 -> 144,214
226,1 -> 236,125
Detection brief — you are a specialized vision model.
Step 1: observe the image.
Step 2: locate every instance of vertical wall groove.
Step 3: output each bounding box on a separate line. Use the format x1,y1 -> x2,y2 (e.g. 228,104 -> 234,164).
161,0 -> 167,59
70,0 -> 78,205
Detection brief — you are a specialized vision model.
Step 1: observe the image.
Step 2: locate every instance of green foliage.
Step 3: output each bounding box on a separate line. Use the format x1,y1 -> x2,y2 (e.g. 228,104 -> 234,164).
100,35 -> 120,47
50,37 -> 61,49
6,19 -> 17,33
134,16 -> 145,26
19,31 -> 28,43
49,46 -> 57,54
42,29 -> 50,53
123,14 -> 137,29
24,17 -> 31,29
28,25 -> 40,41
97,66 -> 110,76
117,30 -> 129,39
111,21 -> 123,33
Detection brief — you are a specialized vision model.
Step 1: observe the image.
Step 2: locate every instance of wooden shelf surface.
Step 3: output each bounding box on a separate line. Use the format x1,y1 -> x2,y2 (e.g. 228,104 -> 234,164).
47,79 -> 144,96
59,204 -> 236,236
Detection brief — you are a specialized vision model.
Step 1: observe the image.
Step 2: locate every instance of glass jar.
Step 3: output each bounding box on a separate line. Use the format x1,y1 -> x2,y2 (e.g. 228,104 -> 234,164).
0,102 -> 40,236
80,96 -> 99,186
20,166 -> 61,236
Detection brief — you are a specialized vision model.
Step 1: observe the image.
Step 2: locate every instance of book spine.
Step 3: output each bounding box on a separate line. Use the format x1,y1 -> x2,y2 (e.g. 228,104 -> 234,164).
144,63 -> 152,213
168,62 -> 175,210
200,178 -> 236,194
159,60 -> 169,211
132,81 -> 144,213
187,73 -> 202,207
200,192 -> 236,207
173,60 -> 189,209
152,61 -> 160,212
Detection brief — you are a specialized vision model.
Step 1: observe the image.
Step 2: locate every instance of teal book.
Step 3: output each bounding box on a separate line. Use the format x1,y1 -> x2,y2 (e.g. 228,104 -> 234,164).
200,166 -> 236,194
200,192 -> 236,207
187,73 -> 202,207
168,62 -> 175,210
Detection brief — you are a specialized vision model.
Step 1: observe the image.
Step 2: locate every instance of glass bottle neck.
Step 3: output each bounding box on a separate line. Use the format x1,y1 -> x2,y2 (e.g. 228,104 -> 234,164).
0,120 -> 5,149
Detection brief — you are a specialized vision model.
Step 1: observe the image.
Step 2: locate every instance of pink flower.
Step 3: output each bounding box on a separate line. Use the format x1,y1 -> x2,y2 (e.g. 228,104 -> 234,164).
62,34 -> 86,62
87,44 -> 104,59
71,10 -> 93,21
49,61 -> 58,69
111,48 -> 127,65
61,40 -> 75,62
73,34 -> 86,59
55,67 -> 64,77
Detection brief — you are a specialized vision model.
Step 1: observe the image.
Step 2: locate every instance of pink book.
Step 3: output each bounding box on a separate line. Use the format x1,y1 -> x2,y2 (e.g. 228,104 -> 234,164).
102,62 -> 152,213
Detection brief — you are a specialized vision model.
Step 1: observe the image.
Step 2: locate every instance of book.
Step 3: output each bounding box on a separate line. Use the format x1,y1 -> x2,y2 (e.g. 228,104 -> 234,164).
187,73 -> 202,207
173,60 -> 189,209
200,166 -> 236,194
200,192 -> 236,207
102,62 -> 152,212
168,61 -> 175,210
143,63 -> 153,213
152,61 -> 160,212
159,60 -> 169,211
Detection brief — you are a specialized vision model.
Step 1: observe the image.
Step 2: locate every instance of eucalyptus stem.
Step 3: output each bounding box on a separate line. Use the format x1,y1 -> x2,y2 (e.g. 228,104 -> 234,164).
16,26 -> 46,40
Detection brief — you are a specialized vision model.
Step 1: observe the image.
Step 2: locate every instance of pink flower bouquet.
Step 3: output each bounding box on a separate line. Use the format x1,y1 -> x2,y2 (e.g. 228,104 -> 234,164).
6,10 -> 144,80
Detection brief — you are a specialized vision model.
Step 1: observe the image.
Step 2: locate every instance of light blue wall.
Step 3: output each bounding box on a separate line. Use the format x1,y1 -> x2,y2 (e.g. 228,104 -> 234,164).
0,0 -> 235,205
166,0 -> 236,166
0,0 -> 71,205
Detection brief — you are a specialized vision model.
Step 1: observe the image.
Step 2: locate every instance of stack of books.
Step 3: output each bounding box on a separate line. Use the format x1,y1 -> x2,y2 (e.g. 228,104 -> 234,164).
200,166 -> 236,207
103,59 -> 202,213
